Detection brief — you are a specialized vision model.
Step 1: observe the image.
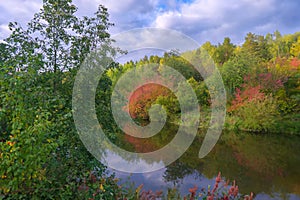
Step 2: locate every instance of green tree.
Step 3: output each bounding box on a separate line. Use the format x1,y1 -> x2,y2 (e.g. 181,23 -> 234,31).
213,37 -> 235,65
0,1 -> 122,198
0,43 -> 9,66
242,32 -> 271,61
233,95 -> 280,132
220,52 -> 254,97
188,77 -> 210,106
201,41 -> 216,58
4,0 -> 113,75
161,53 -> 202,81
268,31 -> 300,58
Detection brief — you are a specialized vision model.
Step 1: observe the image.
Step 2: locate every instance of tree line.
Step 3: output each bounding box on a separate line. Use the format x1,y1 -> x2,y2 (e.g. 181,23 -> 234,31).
0,0 -> 299,198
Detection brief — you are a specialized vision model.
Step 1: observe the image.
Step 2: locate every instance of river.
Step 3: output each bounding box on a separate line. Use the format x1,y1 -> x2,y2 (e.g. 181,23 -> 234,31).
105,123 -> 300,199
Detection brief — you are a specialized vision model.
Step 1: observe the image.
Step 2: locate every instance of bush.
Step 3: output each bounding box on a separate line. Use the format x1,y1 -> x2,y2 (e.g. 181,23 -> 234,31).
231,95 -> 280,132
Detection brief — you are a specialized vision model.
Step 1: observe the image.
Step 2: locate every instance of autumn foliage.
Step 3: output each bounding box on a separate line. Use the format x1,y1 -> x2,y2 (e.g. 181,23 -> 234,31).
128,83 -> 172,120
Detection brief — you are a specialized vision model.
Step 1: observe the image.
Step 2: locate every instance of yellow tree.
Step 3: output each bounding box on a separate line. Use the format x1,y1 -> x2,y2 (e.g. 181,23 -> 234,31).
290,36 -> 300,58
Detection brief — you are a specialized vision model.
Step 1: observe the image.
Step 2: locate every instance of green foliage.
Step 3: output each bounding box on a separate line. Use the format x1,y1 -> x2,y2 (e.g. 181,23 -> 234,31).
111,31 -> 300,135
220,52 -> 253,96
2,0 -> 113,93
213,37 -> 236,65
155,94 -> 180,123
201,41 -> 216,58
0,1 -> 121,199
232,95 -> 280,132
290,36 -> 300,58
1,113 -> 56,194
161,52 -> 202,81
1,2 -> 300,197
188,77 -> 210,106
242,32 -> 272,61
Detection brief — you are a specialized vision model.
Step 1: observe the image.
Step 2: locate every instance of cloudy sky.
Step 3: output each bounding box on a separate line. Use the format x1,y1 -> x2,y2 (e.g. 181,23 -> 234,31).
0,0 -> 300,45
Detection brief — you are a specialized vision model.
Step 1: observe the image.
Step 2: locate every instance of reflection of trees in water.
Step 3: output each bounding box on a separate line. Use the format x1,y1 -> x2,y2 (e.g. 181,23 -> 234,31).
170,132 -> 300,196
163,160 -> 197,185
218,132 -> 300,196
121,122 -> 179,153
116,120 -> 300,197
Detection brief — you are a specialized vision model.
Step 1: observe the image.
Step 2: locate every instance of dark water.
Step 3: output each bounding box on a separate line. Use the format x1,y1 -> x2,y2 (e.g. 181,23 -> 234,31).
107,124 -> 300,199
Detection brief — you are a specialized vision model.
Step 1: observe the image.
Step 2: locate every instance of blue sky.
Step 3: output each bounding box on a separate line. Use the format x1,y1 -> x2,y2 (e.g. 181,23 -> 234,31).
1,0 -> 300,45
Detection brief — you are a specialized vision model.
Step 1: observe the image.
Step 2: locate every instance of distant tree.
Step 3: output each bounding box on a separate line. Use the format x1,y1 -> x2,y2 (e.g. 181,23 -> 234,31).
268,31 -> 300,58
213,37 -> 235,65
201,41 -> 216,58
242,32 -> 271,61
161,53 -> 201,81
149,55 -> 161,64
290,36 -> 300,58
220,51 -> 255,97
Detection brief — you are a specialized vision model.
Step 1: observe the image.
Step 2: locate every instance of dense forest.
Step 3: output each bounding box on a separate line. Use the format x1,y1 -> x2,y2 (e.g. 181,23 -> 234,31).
0,0 -> 299,199
113,31 -> 300,134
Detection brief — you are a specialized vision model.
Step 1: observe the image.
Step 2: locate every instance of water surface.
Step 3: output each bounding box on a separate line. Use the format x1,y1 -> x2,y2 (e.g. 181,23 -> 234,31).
107,124 -> 300,199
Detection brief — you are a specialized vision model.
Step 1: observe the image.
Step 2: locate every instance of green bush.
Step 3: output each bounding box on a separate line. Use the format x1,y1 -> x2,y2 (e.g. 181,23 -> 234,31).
233,95 -> 280,132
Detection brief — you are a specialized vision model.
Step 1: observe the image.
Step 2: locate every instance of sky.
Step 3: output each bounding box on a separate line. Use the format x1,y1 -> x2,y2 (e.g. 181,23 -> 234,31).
1,0 -> 300,45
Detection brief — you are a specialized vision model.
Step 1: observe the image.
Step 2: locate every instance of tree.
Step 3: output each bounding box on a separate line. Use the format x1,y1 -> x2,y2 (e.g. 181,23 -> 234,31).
213,37 -> 235,65
201,41 -> 216,58
4,0 -> 113,73
0,1 -> 121,198
0,42 -> 9,66
229,90 -> 280,132
242,33 -> 271,61
220,52 -> 253,97
268,31 -> 300,58
161,53 -> 201,81
290,36 -> 300,58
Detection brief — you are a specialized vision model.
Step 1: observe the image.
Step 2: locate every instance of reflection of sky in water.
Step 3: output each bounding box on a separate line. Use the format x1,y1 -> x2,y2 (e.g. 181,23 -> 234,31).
102,149 -> 165,172
104,149 -> 211,195
255,193 -> 300,200
110,167 -> 300,199
110,167 -> 213,196
105,151 -> 300,199
108,151 -> 220,195
97,129 -> 300,199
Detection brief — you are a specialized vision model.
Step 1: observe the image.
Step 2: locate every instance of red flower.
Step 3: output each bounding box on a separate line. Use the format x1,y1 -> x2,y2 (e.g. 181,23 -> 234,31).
215,172 -> 221,183
189,185 -> 198,198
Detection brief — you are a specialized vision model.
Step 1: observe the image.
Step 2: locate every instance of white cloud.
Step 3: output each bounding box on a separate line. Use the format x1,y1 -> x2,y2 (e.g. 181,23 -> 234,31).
0,24 -> 10,39
1,0 -> 300,44
151,0 -> 300,44
94,0 -> 160,33
0,0 -> 41,18
0,0 -> 41,39
111,28 -> 199,55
